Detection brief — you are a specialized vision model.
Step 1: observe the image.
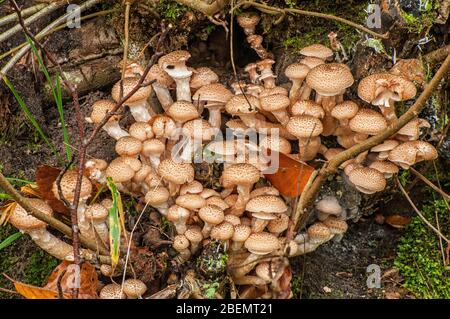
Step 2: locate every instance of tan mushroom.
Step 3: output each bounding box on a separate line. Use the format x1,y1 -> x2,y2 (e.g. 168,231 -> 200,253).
348,167 -> 387,194
158,50 -> 192,102
146,64 -> 174,111
86,99 -> 128,140
158,158 -> 194,195
192,83 -> 233,127
246,195 -> 288,232
122,279 -> 147,299
315,196 -> 343,221
286,116 -> 323,161
100,284 -> 126,299
198,204 -> 225,237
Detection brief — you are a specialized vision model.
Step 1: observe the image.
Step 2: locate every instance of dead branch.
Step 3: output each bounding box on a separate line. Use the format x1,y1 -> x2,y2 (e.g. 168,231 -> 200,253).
0,3 -> 47,27
409,167 -> 450,201
293,52 -> 450,231
424,44 -> 450,64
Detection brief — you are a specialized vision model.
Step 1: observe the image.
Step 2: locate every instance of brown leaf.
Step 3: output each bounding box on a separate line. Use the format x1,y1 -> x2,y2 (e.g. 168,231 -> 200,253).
13,281 -> 63,299
385,291 -> 401,299
36,165 -> 69,214
264,150 -> 315,197
277,265 -> 293,299
385,215 -> 411,229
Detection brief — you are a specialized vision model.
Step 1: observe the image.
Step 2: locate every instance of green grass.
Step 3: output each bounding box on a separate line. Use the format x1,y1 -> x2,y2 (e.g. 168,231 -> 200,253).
0,232 -> 23,251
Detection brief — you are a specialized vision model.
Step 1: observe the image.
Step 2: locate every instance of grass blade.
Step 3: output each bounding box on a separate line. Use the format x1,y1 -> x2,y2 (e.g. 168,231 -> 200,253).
106,177 -> 122,270
0,232 -> 23,251
2,75 -> 61,162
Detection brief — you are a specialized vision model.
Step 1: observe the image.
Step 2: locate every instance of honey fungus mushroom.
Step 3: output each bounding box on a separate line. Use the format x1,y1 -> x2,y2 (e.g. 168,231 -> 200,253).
246,195 -> 288,232
85,99 -> 129,140
158,50 -> 193,102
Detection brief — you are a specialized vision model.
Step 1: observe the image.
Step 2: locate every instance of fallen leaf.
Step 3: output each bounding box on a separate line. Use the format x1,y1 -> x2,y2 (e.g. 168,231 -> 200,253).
385,291 -> 401,299
36,165 -> 69,214
277,265 -> 293,299
385,215 -> 411,229
264,150 -> 315,197
14,281 -> 62,299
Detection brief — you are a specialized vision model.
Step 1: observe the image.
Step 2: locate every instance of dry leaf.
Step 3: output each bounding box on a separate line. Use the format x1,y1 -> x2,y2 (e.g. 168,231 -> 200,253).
277,265 -> 293,299
385,291 -> 401,299
36,165 -> 69,214
14,281 -> 64,299
385,215 -> 411,229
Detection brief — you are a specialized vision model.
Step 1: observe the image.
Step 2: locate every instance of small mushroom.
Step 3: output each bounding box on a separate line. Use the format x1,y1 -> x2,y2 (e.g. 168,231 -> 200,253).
85,203 -> 109,245
230,224 -> 252,251
158,158 -> 194,195
190,67 -> 219,93
144,186 -> 170,216
122,279 -> 147,299
257,59 -> 276,89
100,284 -> 126,299
192,83 -> 233,127
285,63 -> 310,102
259,94 -> 291,126
286,116 -> 323,161
146,64 -> 174,111
129,122 -> 154,141
315,196 -> 343,221
237,12 -> 260,35
86,99 -> 129,140
307,222 -> 332,244
167,204 -> 191,234
348,167 -> 387,194
300,44 -> 333,61
198,204 -> 224,237
158,50 -> 193,102
322,216 -> 348,242
246,195 -> 288,232
210,221 -> 235,250
115,136 -> 142,158
173,234 -> 191,263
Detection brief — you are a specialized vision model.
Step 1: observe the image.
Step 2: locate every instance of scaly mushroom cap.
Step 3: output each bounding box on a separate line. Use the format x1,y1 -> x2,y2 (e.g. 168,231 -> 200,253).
250,186 -> 280,198
207,197 -> 229,211
133,164 -> 152,183
122,279 -> 147,298
331,101 -> 359,121
299,57 -> 325,69
412,140 -> 438,161
259,136 -> 292,154
158,158 -> 194,185
397,118 -> 430,140
307,222 -> 331,243
184,226 -> 203,244
205,140 -> 237,157
291,100 -> 325,119
224,214 -> 241,225
199,205 -> 224,225
190,67 -> 219,90
260,94 -> 290,112
173,234 -> 190,251
222,163 -> 260,187
192,83 -> 233,104
100,284 -> 126,299
211,221 -> 235,241
369,160 -> 399,175
255,262 -> 274,282
111,77 -> 152,103
146,64 -> 174,87
371,139 -> 399,153
115,136 -> 142,157
225,119 -> 248,132
180,180 -> 203,195
244,232 -> 280,255
349,109 -> 387,135
259,86 -> 289,97
182,119 -> 215,141
225,95 -> 260,115
387,142 -> 418,168
90,99 -> 119,123
322,217 -> 348,234
232,224 -> 251,242
358,73 -> 417,104
176,194 -> 207,211
224,194 -> 238,207
246,195 -> 288,214
52,169 -> 92,201
145,186 -> 170,205
200,188 -> 221,199
167,101 -> 199,123
85,203 -> 108,221
158,50 -> 191,69
152,115 -> 176,138
10,198 -> 52,230
315,196 -> 342,215
167,204 -> 190,222
267,214 -> 289,234
348,167 -> 387,194
257,59 -> 275,72
306,63 -> 354,96
142,139 -> 165,157
284,63 -> 310,80
237,12 -> 261,29
106,158 -> 136,183
129,122 -> 154,141
300,44 -> 333,60
286,116 -> 323,138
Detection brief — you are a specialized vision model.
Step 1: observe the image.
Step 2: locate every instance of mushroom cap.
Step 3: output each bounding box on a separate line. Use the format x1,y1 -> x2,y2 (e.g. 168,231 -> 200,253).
167,204 -> 190,222
106,158 -> 136,183
255,262 -> 274,282
224,214 -> 241,226
291,100 -> 325,119
225,95 -> 260,115
182,119 -> 215,141
198,205 -> 224,225
306,63 -> 354,96
90,99 -> 119,123
260,94 -> 290,112
286,115 -> 323,138
145,186 -> 170,205
307,222 -> 331,242
210,221 -> 235,241
122,279 -> 147,298
158,158 -> 194,185
250,186 -> 280,198
119,156 -> 142,172
10,198 -> 52,230
244,232 -> 280,255
173,234 -> 190,251
146,64 -> 174,87
358,73 -> 417,104
192,83 -> 233,104
267,214 -> 289,234
412,140 -> 438,161
85,203 -> 109,221
111,77 -> 152,103
322,217 -> 348,234
222,163 -> 260,186
246,195 -> 287,214
190,67 -> 219,89
180,180 -> 203,195
371,139 -> 399,152
184,226 -> 203,244
232,224 -> 251,241
115,136 -> 142,157
369,160 -> 399,175
152,115 -> 176,138
259,86 -> 289,97
101,198 -> 113,210
158,50 -> 191,69
52,169 -> 92,201
176,194 -> 207,210
225,119 -> 248,132
133,164 -> 153,183
142,139 -> 165,157
257,58 -> 275,71
284,63 -> 310,80
315,196 -> 342,215
349,109 -> 387,135
348,167 -> 387,194
300,44 -> 333,60
387,142 -> 417,168
331,101 -> 359,120
237,12 -> 261,29
206,196 -> 229,211
299,57 -> 325,69
206,140 -> 237,156
167,101 -> 199,123
99,284 -> 126,299
129,122 -> 154,141
200,188 -> 221,199
224,194 -> 238,207
259,135 -> 292,154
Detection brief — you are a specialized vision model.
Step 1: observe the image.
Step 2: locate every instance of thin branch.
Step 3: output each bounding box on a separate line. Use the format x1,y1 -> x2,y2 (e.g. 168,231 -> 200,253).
0,3 -> 47,27
294,52 -> 450,230
409,167 -> 450,201
233,1 -> 389,39
396,176 -> 450,244
424,44 -> 450,64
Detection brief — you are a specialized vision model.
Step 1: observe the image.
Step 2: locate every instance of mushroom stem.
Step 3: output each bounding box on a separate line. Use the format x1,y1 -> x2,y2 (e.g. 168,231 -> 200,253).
230,241 -> 245,252
299,84 -> 312,100
127,100 -> 152,122
102,121 -> 130,140
380,100 -> 398,123
289,79 -> 304,102
148,156 -> 161,171
153,203 -> 169,216
252,219 -> 269,233
201,223 -> 214,238
271,110 -> 290,126
173,76 -> 192,102
232,253 -> 260,277
152,83 -> 173,111
207,108 -> 222,128
178,137 -> 195,163
229,185 -> 252,216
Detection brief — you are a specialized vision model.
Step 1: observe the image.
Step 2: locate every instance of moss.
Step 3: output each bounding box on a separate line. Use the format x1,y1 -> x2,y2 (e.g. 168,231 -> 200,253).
400,0 -> 438,33
158,0 -> 189,21
291,274 -> 302,298
394,199 -> 450,298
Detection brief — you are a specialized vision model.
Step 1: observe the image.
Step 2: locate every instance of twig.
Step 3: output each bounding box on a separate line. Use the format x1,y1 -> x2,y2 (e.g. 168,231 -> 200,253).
409,167 -> 450,201
294,52 -> 450,230
396,176 -> 450,244
56,268 -> 67,299
233,1 -> 389,39
424,44 -> 450,64
0,3 -> 47,27
0,2 -> 64,43
120,1 -> 132,98
55,159 -> 75,209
